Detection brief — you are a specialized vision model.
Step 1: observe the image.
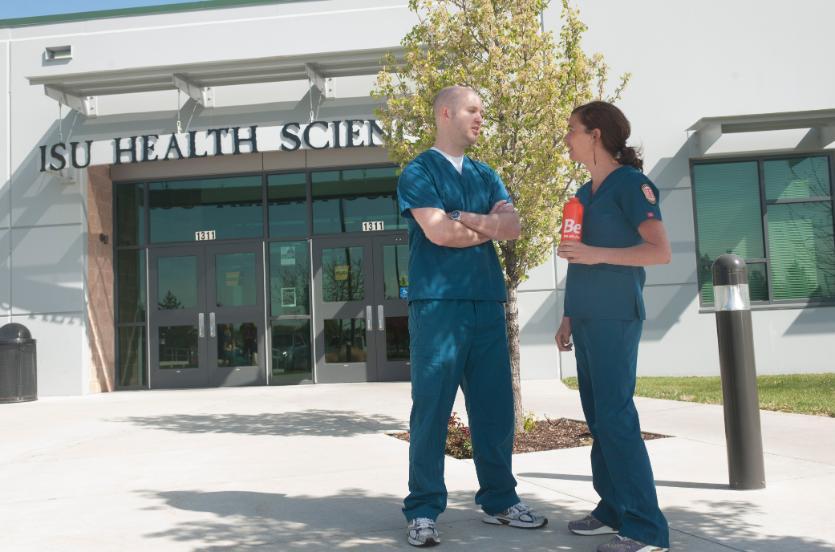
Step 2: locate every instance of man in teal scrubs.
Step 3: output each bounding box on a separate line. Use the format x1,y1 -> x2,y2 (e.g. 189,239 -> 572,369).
397,85 -> 547,547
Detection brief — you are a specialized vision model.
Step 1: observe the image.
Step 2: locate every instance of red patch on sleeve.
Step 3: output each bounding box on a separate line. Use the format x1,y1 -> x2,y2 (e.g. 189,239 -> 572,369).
641,183 -> 657,205
647,212 -> 655,218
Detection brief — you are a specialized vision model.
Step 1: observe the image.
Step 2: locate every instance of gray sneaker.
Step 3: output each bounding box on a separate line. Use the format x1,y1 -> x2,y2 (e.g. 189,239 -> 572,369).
482,501 -> 548,528
407,517 -> 440,547
597,535 -> 669,552
568,513 -> 618,536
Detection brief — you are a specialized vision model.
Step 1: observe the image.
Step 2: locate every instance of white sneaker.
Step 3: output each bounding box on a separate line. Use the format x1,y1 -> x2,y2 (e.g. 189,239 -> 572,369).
482,501 -> 548,528
407,517 -> 440,547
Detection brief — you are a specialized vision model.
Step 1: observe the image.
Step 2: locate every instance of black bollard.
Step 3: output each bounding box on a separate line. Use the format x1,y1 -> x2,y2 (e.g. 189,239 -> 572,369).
712,254 -> 766,490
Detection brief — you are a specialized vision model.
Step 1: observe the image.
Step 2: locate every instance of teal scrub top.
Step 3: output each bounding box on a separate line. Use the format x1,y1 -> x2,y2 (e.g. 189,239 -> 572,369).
397,149 -> 510,302
564,165 -> 663,320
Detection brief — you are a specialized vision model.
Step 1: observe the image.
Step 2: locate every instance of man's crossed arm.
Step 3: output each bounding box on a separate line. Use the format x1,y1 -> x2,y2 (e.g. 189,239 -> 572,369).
410,201 -> 521,248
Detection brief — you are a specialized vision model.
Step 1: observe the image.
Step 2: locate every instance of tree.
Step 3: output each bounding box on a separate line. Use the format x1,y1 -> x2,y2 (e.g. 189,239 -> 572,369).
373,0 -> 628,430
158,290 -> 184,310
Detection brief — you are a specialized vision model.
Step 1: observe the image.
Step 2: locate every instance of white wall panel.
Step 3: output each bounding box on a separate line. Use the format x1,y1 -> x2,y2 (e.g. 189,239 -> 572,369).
10,2 -> 413,80
555,1 -> 835,174
751,308 -> 835,375
518,253 -> 556,292
518,289 -> 560,380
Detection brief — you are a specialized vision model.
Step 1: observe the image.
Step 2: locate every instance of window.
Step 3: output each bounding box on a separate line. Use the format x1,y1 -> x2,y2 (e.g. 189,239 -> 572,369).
311,167 -> 404,234
268,172 -> 307,238
692,155 -> 835,306
149,175 -> 263,243
114,182 -> 147,388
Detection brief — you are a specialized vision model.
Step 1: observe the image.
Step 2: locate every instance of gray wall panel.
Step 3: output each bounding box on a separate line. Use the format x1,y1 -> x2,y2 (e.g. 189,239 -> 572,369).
110,152 -> 262,182
0,39 -> 8,229
646,187 -> 697,286
11,224 -> 83,314
0,228 -> 9,316
10,165 -> 83,227
305,147 -> 390,169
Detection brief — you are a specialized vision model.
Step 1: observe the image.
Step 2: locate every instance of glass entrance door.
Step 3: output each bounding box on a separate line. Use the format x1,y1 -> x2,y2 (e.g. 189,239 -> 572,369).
207,242 -> 266,386
149,246 -> 205,388
371,234 -> 410,381
149,242 -> 266,388
312,237 -> 374,383
312,233 -> 410,383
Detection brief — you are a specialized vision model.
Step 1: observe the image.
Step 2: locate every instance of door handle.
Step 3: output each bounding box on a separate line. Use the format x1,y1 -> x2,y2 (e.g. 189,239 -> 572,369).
209,312 -> 216,338
378,305 -> 385,331
198,313 -> 205,338
366,305 -> 372,332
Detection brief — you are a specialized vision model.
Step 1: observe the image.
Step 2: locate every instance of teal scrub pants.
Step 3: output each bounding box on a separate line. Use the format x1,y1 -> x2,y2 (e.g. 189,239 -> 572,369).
572,318 -> 670,549
403,299 -> 519,521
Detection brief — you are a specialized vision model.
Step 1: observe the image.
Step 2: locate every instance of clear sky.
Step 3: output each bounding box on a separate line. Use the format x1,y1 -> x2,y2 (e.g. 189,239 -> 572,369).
0,0 -> 206,19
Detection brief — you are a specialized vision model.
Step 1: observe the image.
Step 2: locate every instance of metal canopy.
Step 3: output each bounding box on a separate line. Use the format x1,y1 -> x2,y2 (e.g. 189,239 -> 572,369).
688,108 -> 835,155
689,108 -> 835,134
28,47 -> 404,117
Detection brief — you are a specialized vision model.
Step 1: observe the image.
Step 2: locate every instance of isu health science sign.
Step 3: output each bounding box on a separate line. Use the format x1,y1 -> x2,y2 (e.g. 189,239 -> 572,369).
39,119 -> 383,171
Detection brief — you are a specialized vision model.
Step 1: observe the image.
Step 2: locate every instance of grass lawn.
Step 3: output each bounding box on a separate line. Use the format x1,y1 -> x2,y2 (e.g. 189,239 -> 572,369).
562,373 -> 835,417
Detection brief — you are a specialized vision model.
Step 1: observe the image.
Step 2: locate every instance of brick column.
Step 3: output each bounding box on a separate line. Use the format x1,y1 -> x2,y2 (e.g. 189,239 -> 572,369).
86,166 -> 115,392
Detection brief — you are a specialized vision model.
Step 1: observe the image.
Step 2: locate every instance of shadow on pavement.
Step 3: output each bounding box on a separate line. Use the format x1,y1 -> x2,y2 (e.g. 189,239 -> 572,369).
664,500 -> 835,552
112,410 -> 406,437
518,472 -> 729,490
517,474 -> 833,551
136,487 -> 835,551
138,488 -> 574,551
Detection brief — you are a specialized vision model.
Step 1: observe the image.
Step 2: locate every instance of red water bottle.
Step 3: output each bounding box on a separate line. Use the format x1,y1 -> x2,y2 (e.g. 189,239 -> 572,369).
560,197 -> 584,241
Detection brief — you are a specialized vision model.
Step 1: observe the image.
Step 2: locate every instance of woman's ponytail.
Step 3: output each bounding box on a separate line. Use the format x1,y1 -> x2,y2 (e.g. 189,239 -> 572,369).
618,145 -> 643,171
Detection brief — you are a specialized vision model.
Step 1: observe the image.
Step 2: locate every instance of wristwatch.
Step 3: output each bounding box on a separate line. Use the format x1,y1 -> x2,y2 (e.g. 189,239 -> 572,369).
448,210 -> 462,221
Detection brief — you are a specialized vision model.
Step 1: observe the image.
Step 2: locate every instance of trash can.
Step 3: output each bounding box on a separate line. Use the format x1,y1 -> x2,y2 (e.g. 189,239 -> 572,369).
0,323 -> 37,403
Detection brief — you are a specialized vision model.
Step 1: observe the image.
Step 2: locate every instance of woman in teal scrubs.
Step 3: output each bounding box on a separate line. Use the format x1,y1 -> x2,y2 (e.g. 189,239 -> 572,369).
556,101 -> 672,552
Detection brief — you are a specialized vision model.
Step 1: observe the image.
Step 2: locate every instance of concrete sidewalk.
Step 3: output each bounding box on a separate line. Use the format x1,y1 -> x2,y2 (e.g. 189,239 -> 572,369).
1,380 -> 833,551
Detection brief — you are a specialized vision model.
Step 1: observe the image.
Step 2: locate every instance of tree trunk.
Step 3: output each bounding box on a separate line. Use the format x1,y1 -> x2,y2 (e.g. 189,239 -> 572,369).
505,284 -> 524,433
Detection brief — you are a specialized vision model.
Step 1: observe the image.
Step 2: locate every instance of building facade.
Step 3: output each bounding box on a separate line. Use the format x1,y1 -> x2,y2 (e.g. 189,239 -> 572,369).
0,0 -> 832,396
557,0 -> 835,380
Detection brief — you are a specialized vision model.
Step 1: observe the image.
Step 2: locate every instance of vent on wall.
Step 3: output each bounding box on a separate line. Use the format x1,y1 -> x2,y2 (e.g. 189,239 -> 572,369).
45,45 -> 72,61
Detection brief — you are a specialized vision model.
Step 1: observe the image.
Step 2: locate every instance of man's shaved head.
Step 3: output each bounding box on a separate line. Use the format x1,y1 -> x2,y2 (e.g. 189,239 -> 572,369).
431,85 -> 483,152
433,85 -> 478,121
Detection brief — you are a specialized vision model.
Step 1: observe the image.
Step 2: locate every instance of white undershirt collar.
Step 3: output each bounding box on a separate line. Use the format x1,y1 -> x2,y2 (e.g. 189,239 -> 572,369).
431,147 -> 465,174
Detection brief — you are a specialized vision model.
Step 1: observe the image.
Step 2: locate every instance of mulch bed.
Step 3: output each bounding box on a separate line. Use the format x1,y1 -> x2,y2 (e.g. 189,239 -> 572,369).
390,417 -> 669,460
